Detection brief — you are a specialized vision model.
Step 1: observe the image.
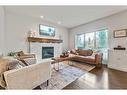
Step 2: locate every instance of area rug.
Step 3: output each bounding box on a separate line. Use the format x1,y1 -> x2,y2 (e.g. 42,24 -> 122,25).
40,62 -> 95,90
70,61 -> 96,71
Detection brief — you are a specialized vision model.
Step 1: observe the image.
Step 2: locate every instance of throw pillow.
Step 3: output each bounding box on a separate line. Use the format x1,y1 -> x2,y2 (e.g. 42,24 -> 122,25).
71,49 -> 78,55
87,50 -> 93,56
23,58 -> 36,65
17,51 -> 24,56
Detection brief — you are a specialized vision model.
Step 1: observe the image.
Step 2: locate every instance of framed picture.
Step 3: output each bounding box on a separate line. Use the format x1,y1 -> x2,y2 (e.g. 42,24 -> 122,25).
39,24 -> 55,37
114,29 -> 127,38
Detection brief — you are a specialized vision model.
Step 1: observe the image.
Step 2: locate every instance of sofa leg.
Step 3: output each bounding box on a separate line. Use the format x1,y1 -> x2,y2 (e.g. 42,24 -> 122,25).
47,80 -> 49,86
96,63 -> 102,68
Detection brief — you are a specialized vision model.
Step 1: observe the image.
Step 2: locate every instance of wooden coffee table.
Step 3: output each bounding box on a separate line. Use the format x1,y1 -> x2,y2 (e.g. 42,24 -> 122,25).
51,54 -> 76,71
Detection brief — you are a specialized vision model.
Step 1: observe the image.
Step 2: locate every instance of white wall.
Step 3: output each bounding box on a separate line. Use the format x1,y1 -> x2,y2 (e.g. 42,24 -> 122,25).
0,6 -> 4,55
69,10 -> 127,50
4,10 -> 69,54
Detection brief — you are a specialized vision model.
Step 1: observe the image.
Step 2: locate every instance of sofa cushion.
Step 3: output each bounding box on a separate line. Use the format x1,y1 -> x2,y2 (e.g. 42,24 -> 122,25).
84,56 -> 95,60
76,55 -> 95,63
78,55 -> 95,60
78,50 -> 88,56
78,49 -> 93,56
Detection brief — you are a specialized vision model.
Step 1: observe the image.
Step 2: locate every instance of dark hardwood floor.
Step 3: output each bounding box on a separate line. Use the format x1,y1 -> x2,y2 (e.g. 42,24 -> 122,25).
63,65 -> 127,89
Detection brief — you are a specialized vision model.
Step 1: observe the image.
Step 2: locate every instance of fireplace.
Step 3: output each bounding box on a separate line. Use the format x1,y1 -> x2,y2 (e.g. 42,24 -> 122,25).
42,47 -> 54,59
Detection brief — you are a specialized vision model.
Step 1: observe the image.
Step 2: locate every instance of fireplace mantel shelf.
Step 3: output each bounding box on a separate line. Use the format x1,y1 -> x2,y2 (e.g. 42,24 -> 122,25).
28,37 -> 63,43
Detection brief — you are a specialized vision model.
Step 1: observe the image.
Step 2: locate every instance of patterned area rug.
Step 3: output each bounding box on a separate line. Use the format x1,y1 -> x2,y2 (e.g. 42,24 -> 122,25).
40,62 -> 95,90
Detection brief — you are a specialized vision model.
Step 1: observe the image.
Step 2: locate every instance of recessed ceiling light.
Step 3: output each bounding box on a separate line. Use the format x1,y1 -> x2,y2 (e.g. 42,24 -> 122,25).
40,16 -> 44,19
58,21 -> 61,24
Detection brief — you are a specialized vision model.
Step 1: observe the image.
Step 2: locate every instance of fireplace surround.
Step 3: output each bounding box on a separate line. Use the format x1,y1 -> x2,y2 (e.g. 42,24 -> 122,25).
30,42 -> 62,60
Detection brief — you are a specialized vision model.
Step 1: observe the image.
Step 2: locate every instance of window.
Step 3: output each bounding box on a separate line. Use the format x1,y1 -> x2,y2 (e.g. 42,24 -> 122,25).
75,34 -> 85,49
75,29 -> 108,64
75,29 -> 108,49
95,29 -> 108,64
85,32 -> 95,49
96,29 -> 108,49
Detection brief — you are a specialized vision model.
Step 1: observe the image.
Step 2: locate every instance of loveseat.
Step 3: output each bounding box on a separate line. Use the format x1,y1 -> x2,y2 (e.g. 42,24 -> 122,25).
70,49 -> 103,67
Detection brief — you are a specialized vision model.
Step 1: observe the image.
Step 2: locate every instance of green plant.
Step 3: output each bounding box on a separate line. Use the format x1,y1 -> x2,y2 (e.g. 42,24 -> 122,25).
8,52 -> 16,56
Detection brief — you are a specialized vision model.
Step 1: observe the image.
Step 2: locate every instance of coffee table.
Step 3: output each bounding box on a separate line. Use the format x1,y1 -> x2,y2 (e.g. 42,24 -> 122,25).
51,54 -> 76,71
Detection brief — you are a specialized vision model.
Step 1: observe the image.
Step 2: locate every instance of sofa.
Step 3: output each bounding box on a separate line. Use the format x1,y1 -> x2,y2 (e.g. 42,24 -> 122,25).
0,56 -> 51,89
70,49 -> 103,67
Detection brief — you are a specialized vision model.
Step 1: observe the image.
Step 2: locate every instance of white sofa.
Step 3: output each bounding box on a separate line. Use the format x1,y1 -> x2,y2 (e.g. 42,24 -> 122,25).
3,61 -> 51,89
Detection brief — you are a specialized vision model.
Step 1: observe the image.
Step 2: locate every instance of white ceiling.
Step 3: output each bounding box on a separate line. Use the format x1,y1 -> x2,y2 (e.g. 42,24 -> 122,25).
5,6 -> 127,28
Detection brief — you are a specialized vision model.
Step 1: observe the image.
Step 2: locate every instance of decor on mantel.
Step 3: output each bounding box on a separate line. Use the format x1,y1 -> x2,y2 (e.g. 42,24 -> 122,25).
28,37 -> 63,43
114,45 -> 126,50
114,29 -> 127,38
28,29 -> 37,37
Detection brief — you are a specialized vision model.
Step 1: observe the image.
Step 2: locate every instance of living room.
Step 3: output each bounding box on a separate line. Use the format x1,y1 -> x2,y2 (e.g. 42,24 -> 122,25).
1,5 -> 127,91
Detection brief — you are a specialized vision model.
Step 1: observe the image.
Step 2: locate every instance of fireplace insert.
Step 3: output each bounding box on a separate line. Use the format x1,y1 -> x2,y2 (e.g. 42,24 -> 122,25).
42,47 -> 54,59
